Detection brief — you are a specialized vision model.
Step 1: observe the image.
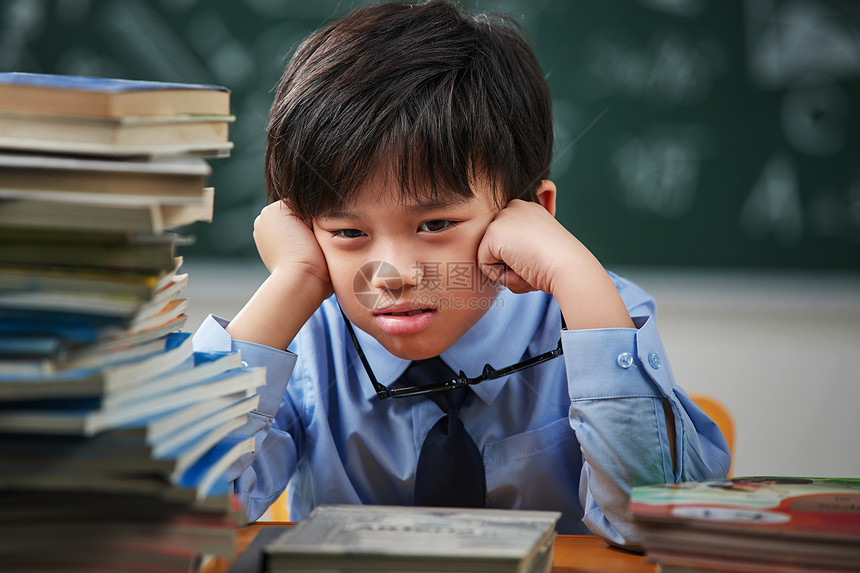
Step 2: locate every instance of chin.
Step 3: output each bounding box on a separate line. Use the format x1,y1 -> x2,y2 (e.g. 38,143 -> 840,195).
377,335 -> 451,361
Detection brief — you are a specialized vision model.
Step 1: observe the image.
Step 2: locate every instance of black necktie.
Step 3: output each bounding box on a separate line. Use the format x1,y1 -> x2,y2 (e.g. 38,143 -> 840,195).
400,357 -> 486,507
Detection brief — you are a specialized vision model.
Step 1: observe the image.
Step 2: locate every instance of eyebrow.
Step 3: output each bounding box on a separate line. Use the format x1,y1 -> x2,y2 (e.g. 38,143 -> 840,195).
317,194 -> 471,220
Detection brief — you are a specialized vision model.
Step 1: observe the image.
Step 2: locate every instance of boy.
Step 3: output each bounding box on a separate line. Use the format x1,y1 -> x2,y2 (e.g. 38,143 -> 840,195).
193,0 -> 730,548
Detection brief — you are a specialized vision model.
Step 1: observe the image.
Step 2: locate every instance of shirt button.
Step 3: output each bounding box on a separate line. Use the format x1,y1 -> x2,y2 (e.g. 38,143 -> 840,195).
648,352 -> 662,369
616,352 -> 634,368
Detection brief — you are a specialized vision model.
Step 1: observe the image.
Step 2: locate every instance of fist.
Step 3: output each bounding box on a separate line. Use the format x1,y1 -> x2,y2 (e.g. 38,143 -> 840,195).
253,201 -> 333,298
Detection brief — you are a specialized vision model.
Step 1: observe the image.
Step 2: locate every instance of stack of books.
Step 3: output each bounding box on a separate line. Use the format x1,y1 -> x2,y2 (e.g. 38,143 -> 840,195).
0,73 -> 262,572
629,476 -> 860,573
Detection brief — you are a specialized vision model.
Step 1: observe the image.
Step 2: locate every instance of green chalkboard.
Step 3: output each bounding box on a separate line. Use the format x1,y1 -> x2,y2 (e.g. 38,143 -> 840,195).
3,0 -> 859,269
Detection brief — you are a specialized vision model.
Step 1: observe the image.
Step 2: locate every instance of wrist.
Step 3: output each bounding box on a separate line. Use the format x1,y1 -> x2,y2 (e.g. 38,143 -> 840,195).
227,267 -> 331,350
549,250 -> 634,330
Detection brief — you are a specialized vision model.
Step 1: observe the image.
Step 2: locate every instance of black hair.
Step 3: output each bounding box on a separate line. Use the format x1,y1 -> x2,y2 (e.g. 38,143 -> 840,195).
265,0 -> 553,220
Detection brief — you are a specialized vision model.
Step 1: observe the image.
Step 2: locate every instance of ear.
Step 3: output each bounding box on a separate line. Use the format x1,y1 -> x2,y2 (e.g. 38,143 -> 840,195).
535,180 -> 557,217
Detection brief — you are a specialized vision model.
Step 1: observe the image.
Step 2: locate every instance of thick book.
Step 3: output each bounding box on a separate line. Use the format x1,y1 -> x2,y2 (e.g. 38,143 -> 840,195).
0,72 -> 231,119
0,111 -> 234,156
0,152 -> 211,198
0,186 -> 214,233
0,228 -> 185,272
263,504 -> 561,573
629,476 -> 860,573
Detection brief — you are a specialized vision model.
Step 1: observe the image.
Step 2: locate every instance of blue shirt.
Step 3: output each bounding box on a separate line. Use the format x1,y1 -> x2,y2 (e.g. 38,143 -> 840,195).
192,272 -> 730,547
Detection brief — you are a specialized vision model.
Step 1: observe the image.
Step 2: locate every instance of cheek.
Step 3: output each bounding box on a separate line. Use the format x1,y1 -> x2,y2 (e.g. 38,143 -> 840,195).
313,241 -> 353,291
326,254 -> 357,293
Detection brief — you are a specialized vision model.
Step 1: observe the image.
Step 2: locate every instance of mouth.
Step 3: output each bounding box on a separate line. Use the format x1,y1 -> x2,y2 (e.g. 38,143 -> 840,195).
373,305 -> 437,335
377,308 -> 431,317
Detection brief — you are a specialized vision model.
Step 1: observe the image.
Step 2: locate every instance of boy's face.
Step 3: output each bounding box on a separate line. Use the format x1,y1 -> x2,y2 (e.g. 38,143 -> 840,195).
312,169 -> 502,360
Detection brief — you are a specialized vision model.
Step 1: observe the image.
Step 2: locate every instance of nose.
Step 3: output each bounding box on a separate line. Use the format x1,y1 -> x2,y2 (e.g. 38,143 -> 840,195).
370,247 -> 419,290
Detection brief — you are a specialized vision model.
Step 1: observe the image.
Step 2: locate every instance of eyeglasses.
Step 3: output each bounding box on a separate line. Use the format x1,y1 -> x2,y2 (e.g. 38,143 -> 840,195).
340,307 -> 565,400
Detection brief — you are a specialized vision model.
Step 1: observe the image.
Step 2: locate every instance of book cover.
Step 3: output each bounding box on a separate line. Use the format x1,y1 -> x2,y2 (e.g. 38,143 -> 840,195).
263,504 -> 561,573
630,477 -> 860,540
630,477 -> 860,572
0,72 -> 231,118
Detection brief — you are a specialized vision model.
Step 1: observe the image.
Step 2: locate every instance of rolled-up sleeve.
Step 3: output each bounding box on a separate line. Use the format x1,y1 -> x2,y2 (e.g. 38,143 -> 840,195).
563,278 -> 731,548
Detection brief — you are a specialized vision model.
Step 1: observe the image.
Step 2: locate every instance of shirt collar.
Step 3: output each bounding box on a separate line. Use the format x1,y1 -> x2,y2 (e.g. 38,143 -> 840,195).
350,289 -> 560,404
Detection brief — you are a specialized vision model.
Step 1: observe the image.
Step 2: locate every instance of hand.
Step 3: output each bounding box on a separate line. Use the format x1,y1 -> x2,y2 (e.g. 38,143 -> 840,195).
226,201 -> 333,349
477,196 -> 634,330
254,201 -> 333,300
477,198 -> 578,295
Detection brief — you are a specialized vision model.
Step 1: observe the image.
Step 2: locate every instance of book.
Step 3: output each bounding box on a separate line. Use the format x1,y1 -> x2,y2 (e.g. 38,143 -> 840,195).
0,331 -> 194,400
0,151 -> 211,197
0,392 -> 259,474
0,365 -> 263,435
0,72 -> 231,119
0,491 -> 245,571
0,263 -> 183,299
0,306 -> 187,356
629,476 -> 860,573
0,333 -> 170,376
0,186 -> 214,233
178,433 -> 256,502
0,228 -> 184,272
263,505 -> 561,573
0,491 -> 244,573
111,391 -> 260,448
0,111 -> 235,157
0,262 -> 187,326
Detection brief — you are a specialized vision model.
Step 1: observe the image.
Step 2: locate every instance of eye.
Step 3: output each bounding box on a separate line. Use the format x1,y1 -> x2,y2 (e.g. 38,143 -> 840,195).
331,229 -> 366,239
418,220 -> 457,233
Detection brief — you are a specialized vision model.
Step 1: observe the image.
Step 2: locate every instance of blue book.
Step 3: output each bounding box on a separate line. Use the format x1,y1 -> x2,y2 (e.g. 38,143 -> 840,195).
0,72 -> 231,118
0,365 -> 264,436
176,433 -> 256,502
0,331 -> 193,399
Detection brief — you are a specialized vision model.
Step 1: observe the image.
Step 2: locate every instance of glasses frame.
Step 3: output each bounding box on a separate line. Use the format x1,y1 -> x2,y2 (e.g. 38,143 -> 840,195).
340,306 -> 565,400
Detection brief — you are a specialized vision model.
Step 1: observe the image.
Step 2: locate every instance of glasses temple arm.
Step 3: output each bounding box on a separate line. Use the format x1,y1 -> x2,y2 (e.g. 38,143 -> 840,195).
338,305 -> 391,399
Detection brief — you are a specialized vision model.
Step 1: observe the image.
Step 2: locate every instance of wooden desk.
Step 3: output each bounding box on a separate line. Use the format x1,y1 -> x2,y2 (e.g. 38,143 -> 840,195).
202,522 -> 656,573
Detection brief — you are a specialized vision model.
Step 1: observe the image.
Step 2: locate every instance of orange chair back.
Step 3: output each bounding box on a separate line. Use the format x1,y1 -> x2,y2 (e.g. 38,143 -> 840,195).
690,394 -> 734,476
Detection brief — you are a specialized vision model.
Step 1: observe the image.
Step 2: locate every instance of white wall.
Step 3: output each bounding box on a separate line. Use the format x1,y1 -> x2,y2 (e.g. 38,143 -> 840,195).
181,260 -> 860,479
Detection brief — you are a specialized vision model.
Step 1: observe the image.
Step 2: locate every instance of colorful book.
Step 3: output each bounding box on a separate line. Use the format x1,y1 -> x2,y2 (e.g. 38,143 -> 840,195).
630,476 -> 860,573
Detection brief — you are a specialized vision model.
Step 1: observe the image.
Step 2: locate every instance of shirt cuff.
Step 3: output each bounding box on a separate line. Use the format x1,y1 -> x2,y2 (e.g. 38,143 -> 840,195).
562,315 -> 671,400
192,314 -> 297,419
